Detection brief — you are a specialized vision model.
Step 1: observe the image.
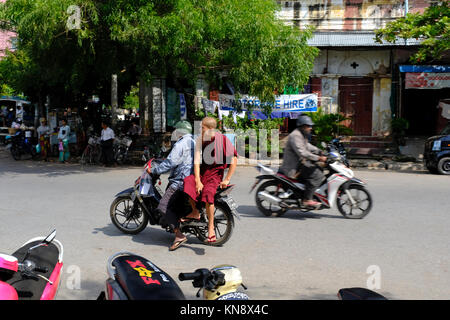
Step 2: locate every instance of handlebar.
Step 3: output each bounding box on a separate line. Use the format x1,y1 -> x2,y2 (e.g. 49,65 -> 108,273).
178,270 -> 204,282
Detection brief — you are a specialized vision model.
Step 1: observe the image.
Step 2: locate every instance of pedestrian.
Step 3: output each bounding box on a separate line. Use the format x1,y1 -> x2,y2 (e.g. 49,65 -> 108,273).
182,117 -> 238,244
37,118 -> 51,161
57,118 -> 71,163
100,120 -> 116,167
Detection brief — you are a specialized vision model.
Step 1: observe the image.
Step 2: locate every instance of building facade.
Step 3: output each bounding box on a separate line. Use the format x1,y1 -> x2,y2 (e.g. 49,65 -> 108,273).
276,0 -> 437,138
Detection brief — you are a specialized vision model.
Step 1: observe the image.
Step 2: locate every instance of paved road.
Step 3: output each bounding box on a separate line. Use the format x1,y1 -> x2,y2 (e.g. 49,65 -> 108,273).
0,151 -> 449,300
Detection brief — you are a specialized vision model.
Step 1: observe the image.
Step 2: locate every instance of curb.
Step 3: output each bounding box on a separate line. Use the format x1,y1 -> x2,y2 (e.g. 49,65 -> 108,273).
236,158 -> 426,172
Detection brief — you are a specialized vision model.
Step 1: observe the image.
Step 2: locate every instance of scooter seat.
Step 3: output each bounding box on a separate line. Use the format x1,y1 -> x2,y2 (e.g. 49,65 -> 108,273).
112,254 -> 185,300
338,287 -> 387,300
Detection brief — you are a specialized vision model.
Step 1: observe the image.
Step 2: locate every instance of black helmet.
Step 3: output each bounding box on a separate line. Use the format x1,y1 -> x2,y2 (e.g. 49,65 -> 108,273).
296,114 -> 314,127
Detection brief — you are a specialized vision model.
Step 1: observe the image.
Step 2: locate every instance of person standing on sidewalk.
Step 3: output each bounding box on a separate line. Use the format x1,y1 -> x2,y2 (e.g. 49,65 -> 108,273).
37,118 -> 51,161
100,120 -> 116,167
57,118 -> 71,163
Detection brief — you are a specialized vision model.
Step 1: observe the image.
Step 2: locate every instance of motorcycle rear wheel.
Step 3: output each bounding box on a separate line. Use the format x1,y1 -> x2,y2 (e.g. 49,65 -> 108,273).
193,203 -> 234,247
110,197 -> 149,234
255,180 -> 288,217
10,146 -> 21,160
336,184 -> 372,219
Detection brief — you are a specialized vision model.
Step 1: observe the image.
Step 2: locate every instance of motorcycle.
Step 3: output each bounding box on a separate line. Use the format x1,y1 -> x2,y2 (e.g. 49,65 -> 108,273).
251,140 -> 372,219
98,251 -> 249,300
0,230 -> 64,300
109,159 -> 239,246
9,129 -> 39,161
113,134 -> 133,165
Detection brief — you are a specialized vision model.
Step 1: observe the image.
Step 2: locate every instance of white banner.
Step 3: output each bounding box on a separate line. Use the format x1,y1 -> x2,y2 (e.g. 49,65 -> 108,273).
405,73 -> 450,89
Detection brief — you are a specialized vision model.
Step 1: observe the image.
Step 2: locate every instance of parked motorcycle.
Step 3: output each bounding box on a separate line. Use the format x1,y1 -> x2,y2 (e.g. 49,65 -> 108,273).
113,134 -> 133,165
251,140 -> 372,219
109,159 -> 239,246
0,230 -> 63,300
9,129 -> 39,161
98,251 -> 249,300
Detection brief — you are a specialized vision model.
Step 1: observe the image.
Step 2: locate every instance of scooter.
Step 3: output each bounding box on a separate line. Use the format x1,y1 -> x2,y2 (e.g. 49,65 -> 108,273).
251,140 -> 373,219
9,129 -> 39,161
0,230 -> 64,300
98,251 -> 386,301
109,159 -> 239,246
98,251 -> 249,300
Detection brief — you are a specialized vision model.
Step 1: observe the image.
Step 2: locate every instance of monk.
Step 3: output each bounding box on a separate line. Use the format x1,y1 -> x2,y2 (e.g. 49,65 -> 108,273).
183,117 -> 238,243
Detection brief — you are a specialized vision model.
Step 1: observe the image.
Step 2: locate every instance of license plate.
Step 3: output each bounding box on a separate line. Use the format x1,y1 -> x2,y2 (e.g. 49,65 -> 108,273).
225,197 -> 237,210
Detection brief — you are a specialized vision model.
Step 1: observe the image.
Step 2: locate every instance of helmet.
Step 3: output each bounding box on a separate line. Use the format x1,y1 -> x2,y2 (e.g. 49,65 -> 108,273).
296,114 -> 314,127
174,120 -> 192,135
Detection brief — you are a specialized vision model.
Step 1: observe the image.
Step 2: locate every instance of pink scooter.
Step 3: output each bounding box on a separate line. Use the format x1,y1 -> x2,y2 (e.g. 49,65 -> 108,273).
0,230 -> 63,300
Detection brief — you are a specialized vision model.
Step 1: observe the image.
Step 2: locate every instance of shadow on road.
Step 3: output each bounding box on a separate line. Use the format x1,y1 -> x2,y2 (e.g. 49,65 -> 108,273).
237,205 -> 345,220
92,223 -> 206,256
0,151 -> 138,178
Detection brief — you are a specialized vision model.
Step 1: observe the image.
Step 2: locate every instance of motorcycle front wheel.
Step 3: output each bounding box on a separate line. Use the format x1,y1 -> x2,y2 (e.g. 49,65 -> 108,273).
336,184 -> 372,219
110,197 -> 149,234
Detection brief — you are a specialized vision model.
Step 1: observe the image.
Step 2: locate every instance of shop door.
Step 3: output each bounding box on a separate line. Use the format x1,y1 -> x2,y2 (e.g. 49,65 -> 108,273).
339,77 -> 373,135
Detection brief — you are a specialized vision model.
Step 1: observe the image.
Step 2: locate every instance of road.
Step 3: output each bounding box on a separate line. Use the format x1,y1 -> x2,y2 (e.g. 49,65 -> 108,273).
0,151 -> 449,300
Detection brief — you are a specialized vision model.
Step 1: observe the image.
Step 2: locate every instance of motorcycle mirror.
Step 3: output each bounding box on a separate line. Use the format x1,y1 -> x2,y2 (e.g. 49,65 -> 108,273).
43,229 -> 56,244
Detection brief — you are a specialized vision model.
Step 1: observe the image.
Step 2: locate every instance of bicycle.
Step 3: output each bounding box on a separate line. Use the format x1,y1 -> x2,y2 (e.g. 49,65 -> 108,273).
80,135 -> 102,166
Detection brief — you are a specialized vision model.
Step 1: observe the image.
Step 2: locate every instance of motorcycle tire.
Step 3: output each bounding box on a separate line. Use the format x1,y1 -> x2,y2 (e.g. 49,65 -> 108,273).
11,146 -> 21,160
337,184 -> 372,219
255,180 -> 288,217
194,203 -> 234,247
110,197 -> 149,234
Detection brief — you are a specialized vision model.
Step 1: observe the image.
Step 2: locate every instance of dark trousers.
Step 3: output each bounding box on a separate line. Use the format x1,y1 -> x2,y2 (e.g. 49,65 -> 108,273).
158,185 -> 189,230
101,139 -> 114,166
299,162 -> 324,200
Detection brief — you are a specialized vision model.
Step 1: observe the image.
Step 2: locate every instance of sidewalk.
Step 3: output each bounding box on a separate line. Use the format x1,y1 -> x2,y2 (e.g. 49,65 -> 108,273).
235,157 -> 426,172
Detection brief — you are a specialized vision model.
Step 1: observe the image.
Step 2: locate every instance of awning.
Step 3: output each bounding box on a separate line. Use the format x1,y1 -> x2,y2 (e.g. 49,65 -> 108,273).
399,65 -> 450,73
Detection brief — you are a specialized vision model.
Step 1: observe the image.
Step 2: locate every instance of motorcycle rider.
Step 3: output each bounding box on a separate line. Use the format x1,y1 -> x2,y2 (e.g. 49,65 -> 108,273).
148,120 -> 196,251
279,114 -> 327,208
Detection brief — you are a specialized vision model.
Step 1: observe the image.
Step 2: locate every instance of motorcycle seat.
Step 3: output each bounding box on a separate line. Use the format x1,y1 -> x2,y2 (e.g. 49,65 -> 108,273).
111,254 -> 185,300
276,172 -> 299,183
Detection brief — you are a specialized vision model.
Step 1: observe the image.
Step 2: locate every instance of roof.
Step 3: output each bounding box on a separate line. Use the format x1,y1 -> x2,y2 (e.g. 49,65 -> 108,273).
308,31 -> 422,47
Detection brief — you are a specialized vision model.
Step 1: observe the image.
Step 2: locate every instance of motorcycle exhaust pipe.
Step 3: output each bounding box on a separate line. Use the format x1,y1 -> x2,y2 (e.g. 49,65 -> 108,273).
257,191 -> 282,205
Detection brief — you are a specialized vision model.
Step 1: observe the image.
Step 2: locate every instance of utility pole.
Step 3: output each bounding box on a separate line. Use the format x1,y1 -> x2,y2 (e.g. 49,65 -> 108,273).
111,74 -> 118,126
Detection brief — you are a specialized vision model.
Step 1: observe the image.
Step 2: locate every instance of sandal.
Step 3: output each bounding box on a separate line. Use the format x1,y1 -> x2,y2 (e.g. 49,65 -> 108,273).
169,237 -> 187,251
180,217 -> 201,223
207,234 -> 216,244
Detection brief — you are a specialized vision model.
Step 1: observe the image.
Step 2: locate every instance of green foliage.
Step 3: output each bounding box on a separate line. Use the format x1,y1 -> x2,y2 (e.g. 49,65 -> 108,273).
0,0 -> 318,112
391,117 -> 409,146
305,107 -> 353,146
375,2 -> 450,63
123,85 -> 139,110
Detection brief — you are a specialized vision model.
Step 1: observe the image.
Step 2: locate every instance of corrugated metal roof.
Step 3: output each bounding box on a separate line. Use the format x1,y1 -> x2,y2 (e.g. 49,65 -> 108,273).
308,31 -> 422,47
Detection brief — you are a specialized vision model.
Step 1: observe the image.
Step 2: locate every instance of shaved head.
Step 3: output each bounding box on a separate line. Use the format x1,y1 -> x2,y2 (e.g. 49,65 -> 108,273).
202,117 -> 217,129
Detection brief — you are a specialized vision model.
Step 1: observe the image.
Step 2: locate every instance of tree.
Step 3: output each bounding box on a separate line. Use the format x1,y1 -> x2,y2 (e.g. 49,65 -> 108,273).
107,0 -> 319,105
375,2 -> 450,63
0,0 -> 319,113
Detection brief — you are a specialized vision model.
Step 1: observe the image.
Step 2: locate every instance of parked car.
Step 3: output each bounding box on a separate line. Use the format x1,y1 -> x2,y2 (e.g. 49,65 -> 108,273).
424,122 -> 450,175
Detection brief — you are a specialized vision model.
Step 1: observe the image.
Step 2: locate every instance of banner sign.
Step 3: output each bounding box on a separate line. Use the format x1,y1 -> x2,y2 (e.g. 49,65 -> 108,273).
218,94 -> 318,113
179,93 -> 187,120
405,72 -> 450,89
